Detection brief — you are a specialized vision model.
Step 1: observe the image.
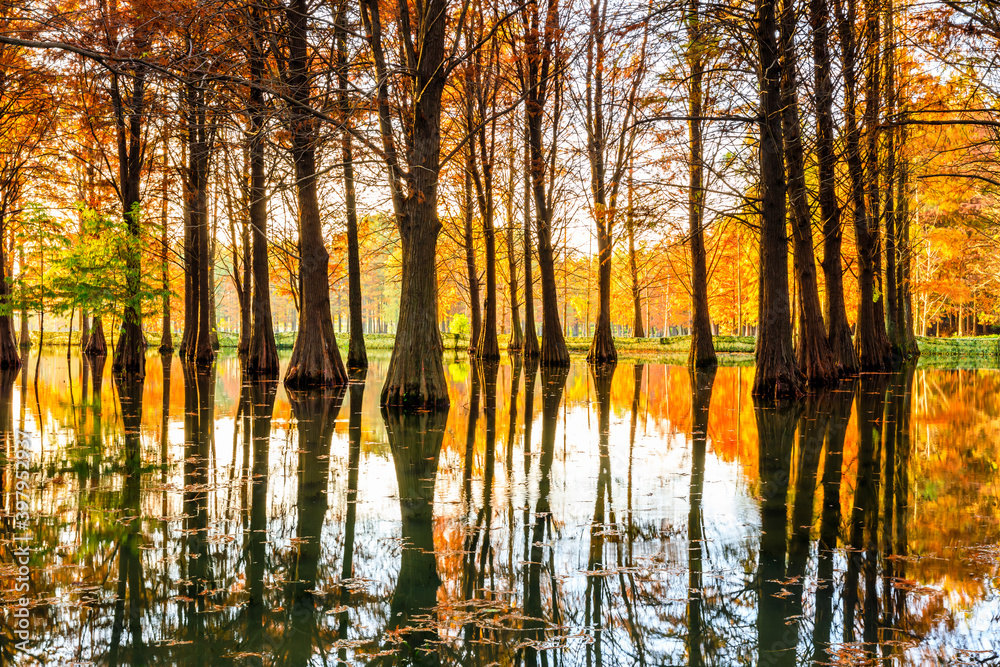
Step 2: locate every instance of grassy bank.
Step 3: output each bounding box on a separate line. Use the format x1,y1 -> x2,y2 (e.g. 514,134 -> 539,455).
27,330 -> 1000,363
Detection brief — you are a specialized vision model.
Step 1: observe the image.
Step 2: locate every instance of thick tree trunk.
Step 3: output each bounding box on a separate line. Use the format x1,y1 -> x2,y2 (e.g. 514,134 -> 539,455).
521,133 -> 539,359
523,0 -> 568,368
686,0 -> 717,369
381,203 -> 449,408
112,193 -> 146,377
361,0 -> 450,408
84,317 -> 107,356
587,221 -> 616,363
463,165 -> 481,354
282,0 -> 347,389
864,0 -> 890,360
810,0 -> 858,374
534,206 -> 569,366
0,228 -> 20,370
779,0 -> 836,384
110,68 -> 148,378
752,0 -> 801,399
245,14 -> 279,377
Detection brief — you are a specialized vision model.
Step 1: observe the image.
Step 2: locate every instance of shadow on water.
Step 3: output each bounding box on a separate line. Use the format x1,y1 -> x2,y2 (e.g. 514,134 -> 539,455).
3,352 -> 998,666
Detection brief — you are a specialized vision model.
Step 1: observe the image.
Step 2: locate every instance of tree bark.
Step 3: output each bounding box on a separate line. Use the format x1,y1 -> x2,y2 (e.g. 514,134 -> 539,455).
752,0 -> 802,399
159,147 -> 173,354
780,0 -> 836,384
524,0 -> 569,367
810,0 -> 857,374
838,0 -> 890,370
244,7 -> 279,377
0,213 -> 20,369
110,66 -> 148,378
521,128 -> 539,359
209,212 -> 220,350
184,82 -> 215,367
361,0 -> 450,408
463,161 -> 481,354
18,242 -> 29,351
686,0 -> 716,369
336,7 -> 367,370
627,178 -> 644,338
282,0 -> 347,389
895,137 -> 918,357
505,138 -> 523,352
584,0 -> 616,365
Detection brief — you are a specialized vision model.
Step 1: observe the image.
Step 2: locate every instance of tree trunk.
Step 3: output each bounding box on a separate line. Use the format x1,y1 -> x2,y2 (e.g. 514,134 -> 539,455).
209,212 -> 220,351
282,0 -> 347,389
588,218 -> 616,363
110,66 -> 148,378
159,145 -> 173,354
245,7 -> 280,376
810,0 -> 858,374
521,130 -> 539,359
627,179 -> 644,338
381,199 -> 449,407
180,199 -> 194,357
780,0 -> 836,384
0,222 -> 20,369
463,162 -> 481,354
19,269 -> 29,350
839,0 -> 890,370
505,140 -> 523,352
584,1 -> 616,365
337,12 -> 367,370
752,0 -> 801,399
185,82 -> 215,367
361,0 -> 451,407
686,2 -> 716,369
895,137 -> 918,357
523,0 -> 568,367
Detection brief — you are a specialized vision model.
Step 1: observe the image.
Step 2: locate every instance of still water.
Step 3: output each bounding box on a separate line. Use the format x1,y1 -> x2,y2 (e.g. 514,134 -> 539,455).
1,351 -> 998,665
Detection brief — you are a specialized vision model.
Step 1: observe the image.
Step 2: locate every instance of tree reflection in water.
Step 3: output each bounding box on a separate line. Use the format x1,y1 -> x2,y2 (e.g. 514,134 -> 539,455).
283,385 -> 346,665
108,372 -> 145,667
522,364 -> 569,667
2,355 -> 996,665
374,405 -> 449,666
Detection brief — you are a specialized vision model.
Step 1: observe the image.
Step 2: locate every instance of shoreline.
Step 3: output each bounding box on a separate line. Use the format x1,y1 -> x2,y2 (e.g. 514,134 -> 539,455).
22,331 -> 1000,364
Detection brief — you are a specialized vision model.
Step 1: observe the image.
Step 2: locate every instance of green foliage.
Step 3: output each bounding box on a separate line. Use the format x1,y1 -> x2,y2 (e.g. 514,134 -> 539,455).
45,205 -> 166,320
450,312 -> 471,338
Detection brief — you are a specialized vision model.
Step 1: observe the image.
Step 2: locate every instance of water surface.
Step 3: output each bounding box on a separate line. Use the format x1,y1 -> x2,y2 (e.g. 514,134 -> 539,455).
1,351 -> 998,665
